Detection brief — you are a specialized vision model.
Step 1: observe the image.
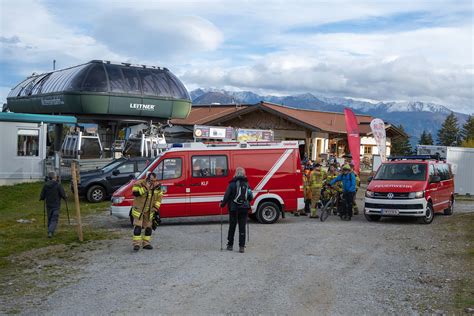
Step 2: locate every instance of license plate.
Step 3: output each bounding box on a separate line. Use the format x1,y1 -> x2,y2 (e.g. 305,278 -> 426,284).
381,209 -> 399,215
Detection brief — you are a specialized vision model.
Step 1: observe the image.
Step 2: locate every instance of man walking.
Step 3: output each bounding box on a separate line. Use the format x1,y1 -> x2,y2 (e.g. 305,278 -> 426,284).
220,167 -> 253,253
40,172 -> 67,238
131,172 -> 163,251
330,164 -> 356,220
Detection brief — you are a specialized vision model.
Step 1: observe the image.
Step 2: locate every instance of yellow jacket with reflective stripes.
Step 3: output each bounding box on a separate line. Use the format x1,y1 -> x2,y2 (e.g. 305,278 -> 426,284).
325,172 -> 342,193
132,179 -> 163,216
310,169 -> 326,189
303,174 -> 312,199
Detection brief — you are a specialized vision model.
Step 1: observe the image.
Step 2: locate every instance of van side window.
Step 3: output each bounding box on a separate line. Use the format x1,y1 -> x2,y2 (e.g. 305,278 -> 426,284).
435,164 -> 449,181
192,155 -> 228,178
429,164 -> 435,177
155,158 -> 182,180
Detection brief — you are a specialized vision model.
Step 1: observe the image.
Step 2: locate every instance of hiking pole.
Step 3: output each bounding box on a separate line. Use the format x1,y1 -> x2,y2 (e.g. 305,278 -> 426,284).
64,198 -> 71,225
247,217 -> 250,243
220,206 -> 223,251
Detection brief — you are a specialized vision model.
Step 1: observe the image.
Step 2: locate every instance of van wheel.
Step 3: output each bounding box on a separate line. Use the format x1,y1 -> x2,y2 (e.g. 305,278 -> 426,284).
443,197 -> 454,215
87,185 -> 106,203
418,203 -> 434,224
364,214 -> 381,222
257,202 -> 280,224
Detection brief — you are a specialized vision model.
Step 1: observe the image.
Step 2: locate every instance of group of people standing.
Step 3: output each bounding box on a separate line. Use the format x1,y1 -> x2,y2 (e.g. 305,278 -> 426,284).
299,158 -> 360,221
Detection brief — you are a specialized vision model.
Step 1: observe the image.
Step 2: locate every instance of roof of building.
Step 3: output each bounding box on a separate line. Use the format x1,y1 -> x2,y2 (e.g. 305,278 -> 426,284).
0,112 -> 77,124
260,102 -> 373,134
171,102 -> 406,137
171,104 -> 250,125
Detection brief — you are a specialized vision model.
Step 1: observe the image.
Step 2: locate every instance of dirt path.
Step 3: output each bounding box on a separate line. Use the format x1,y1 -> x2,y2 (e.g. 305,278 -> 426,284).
8,199 -> 471,315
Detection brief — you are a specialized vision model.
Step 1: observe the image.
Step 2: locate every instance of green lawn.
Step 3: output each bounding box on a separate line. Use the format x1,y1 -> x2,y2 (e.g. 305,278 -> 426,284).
0,181 -> 112,268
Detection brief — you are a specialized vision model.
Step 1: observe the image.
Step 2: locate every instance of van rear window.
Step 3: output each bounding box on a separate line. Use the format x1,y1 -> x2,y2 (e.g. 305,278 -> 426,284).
374,163 -> 427,181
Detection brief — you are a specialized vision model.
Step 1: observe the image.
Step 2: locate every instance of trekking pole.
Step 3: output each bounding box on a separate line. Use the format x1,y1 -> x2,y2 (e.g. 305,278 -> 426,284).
247,214 -> 250,243
64,198 -> 71,225
220,206 -> 223,251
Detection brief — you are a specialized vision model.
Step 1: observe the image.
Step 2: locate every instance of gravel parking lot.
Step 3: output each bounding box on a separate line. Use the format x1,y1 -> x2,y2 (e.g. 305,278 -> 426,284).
15,198 -> 473,315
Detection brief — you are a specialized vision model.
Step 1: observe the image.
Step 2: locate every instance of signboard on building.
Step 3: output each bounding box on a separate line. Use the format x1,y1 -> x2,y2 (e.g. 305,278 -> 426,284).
236,129 -> 274,142
194,125 -> 234,140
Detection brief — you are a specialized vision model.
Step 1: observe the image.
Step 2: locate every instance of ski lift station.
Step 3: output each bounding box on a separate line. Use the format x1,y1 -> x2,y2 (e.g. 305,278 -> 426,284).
2,60 -> 192,184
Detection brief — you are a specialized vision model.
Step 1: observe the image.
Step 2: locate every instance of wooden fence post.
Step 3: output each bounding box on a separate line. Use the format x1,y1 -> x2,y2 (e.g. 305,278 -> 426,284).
71,161 -> 83,242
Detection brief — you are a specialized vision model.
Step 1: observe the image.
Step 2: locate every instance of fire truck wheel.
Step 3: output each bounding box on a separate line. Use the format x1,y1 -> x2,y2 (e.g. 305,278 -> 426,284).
256,201 -> 280,224
418,202 -> 434,224
87,185 -> 106,203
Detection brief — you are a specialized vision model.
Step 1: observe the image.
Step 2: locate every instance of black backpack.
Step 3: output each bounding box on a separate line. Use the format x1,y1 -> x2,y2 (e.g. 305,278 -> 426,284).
233,180 -> 250,206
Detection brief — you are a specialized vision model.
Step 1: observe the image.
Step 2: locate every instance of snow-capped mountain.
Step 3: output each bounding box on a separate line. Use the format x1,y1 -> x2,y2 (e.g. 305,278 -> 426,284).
190,88 -> 469,145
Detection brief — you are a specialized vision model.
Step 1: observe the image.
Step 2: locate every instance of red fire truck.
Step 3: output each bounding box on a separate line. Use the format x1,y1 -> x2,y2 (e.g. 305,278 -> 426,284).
111,141 -> 304,224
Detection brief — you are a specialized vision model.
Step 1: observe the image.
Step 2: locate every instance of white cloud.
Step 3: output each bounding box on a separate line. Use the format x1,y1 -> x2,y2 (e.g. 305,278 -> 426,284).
0,0 -> 472,113
92,11 -> 223,63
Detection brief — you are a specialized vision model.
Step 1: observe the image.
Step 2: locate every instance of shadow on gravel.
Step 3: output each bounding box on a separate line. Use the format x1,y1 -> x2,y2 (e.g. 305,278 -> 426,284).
375,214 -> 450,225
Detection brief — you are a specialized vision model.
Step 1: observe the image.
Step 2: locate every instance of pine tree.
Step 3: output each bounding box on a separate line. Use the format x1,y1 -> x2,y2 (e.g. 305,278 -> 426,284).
437,112 -> 460,146
419,130 -> 434,145
391,125 -> 412,155
460,115 -> 474,144
425,132 -> 433,145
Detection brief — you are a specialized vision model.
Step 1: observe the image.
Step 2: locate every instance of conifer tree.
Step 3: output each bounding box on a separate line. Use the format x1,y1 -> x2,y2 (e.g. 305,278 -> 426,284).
419,130 -> 434,145
460,115 -> 474,144
437,112 -> 460,146
391,125 -> 412,155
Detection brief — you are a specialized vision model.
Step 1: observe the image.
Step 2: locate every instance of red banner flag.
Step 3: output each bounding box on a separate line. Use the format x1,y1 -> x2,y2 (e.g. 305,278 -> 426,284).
344,108 -> 360,174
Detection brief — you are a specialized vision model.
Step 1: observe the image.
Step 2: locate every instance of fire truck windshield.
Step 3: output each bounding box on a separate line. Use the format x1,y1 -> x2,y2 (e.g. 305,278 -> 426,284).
374,163 -> 427,181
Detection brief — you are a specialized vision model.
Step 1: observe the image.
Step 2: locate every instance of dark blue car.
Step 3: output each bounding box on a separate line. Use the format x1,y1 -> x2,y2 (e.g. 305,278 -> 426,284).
78,157 -> 150,202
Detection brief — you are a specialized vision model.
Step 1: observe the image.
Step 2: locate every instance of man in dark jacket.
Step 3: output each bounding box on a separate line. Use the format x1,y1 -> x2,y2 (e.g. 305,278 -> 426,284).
40,172 -> 67,237
220,167 -> 253,253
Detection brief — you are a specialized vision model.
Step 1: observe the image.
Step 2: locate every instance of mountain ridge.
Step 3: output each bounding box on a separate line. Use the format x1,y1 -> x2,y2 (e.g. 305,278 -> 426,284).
190,89 -> 469,144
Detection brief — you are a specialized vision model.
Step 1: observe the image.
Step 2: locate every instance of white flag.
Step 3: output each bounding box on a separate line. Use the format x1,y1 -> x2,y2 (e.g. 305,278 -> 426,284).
370,118 -> 387,161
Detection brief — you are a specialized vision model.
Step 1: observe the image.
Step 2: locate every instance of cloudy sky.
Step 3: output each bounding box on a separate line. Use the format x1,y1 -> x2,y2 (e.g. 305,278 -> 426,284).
0,0 -> 473,113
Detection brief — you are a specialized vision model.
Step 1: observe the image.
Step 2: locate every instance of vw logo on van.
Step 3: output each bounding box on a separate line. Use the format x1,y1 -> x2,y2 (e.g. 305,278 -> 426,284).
387,193 -> 394,199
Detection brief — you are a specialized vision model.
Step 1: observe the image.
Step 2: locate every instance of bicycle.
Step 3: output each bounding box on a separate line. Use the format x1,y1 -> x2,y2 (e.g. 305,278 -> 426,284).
320,186 -> 344,222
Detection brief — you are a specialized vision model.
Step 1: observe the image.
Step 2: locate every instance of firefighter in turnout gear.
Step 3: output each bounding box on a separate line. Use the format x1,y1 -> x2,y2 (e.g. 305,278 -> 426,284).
131,172 -> 163,251
349,162 -> 360,215
296,166 -> 312,216
310,163 -> 326,218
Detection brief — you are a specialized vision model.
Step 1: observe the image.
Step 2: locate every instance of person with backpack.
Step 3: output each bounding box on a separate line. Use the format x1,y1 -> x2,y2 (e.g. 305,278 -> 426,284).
329,164 -> 356,221
220,167 -> 253,253
40,171 -> 67,238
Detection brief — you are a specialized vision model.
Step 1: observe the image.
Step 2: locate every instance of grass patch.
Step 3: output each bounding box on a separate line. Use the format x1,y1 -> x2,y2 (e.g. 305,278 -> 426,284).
0,181 -> 113,267
442,213 -> 474,310
0,181 -> 119,313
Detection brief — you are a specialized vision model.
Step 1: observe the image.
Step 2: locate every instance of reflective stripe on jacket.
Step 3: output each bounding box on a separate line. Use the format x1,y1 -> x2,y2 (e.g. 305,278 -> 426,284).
132,179 -> 164,215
